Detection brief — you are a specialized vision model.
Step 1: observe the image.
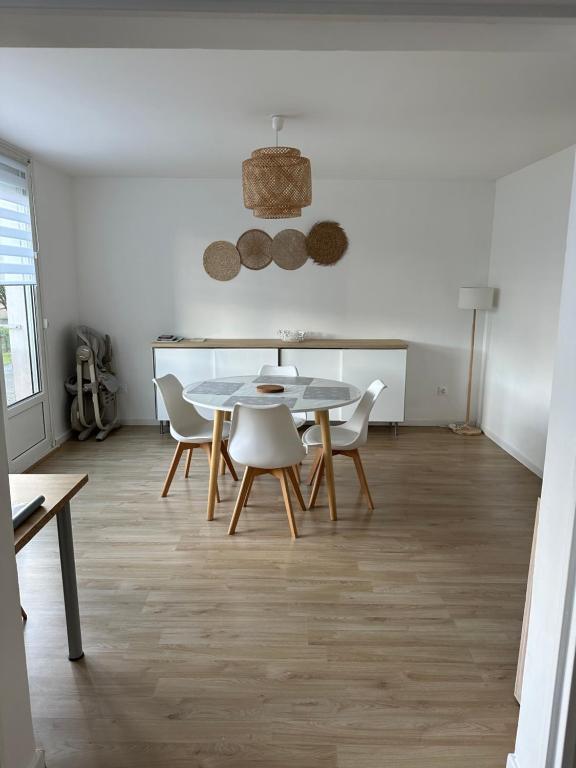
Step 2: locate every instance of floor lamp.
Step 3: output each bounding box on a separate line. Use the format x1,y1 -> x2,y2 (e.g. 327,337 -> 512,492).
450,286 -> 495,436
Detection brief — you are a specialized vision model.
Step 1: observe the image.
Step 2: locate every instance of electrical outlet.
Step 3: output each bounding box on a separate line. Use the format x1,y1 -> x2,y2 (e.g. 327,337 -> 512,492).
436,385 -> 448,396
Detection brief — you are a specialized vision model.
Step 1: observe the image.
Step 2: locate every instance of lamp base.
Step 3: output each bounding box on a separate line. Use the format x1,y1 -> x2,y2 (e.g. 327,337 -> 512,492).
449,423 -> 483,436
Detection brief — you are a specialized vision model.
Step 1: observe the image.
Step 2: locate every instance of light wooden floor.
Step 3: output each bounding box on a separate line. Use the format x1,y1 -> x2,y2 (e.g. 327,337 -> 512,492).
17,426 -> 540,768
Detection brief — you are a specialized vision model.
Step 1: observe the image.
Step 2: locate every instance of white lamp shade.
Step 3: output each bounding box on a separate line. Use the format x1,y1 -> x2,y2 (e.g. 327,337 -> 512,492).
458,286 -> 495,310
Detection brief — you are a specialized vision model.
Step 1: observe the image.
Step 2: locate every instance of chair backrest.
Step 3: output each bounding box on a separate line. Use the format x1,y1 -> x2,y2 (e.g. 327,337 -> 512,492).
258,364 -> 299,377
153,374 -> 208,437
228,403 -> 306,469
344,380 -> 387,442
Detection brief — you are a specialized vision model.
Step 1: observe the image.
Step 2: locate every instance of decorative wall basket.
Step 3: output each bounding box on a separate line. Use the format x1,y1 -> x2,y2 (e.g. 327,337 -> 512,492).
242,147 -> 312,219
237,229 -> 272,270
203,221 -> 348,280
203,241 -> 241,281
271,229 -> 308,270
306,221 -> 349,266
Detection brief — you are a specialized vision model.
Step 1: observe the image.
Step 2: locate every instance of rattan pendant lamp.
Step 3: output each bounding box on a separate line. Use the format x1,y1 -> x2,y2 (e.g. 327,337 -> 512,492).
242,115 -> 312,219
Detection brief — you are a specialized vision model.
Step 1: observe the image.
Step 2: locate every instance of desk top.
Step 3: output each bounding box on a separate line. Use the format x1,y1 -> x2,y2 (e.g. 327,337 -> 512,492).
183,375 -> 362,414
152,338 -> 409,350
12,474 -> 88,553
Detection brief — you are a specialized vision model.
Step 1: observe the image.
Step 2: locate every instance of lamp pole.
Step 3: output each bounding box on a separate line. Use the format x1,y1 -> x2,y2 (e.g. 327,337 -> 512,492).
465,307 -> 477,426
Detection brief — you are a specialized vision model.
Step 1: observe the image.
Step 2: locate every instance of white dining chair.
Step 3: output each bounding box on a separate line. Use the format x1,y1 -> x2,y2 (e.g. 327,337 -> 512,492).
227,403 -> 307,539
302,379 -> 386,511
258,364 -> 307,430
153,374 -> 238,498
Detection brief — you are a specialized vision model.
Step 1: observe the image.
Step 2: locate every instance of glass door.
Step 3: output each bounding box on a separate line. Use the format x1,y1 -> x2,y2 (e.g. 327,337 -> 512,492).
0,151 -> 52,471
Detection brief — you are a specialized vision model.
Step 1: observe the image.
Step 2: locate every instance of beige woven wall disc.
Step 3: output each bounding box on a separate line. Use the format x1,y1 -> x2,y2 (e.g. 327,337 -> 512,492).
237,229 -> 273,270
306,221 -> 349,266
203,241 -> 241,281
271,229 -> 308,270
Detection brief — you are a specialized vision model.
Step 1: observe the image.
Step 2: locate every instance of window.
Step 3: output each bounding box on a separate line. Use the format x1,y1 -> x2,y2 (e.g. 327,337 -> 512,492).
0,153 -> 41,407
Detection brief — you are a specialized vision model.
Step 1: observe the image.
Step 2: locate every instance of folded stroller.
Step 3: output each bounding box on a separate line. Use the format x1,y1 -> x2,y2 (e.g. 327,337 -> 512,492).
65,326 -> 120,441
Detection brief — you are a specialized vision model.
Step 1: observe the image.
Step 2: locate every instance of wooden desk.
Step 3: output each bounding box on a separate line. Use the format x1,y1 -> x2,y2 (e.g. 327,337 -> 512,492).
12,473 -> 88,661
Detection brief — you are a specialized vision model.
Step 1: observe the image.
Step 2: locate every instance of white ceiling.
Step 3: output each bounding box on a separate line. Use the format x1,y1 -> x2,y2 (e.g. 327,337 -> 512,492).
1,48 -> 575,179
2,0 -> 576,14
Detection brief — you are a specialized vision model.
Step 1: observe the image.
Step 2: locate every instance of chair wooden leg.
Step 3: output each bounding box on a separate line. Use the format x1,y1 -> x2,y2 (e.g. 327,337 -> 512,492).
309,456 -> 325,509
277,468 -> 299,539
293,463 -> 301,484
351,449 -> 375,511
202,444 -> 220,503
243,472 -> 255,507
161,442 -> 185,497
228,467 -> 254,535
306,448 -> 322,486
220,441 -> 239,481
287,466 -> 307,511
184,447 -> 193,478
219,454 -> 226,475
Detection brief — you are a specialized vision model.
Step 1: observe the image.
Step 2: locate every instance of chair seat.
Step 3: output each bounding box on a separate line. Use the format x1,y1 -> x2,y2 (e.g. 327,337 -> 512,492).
170,420 -> 231,444
302,424 -> 360,451
293,414 -> 306,430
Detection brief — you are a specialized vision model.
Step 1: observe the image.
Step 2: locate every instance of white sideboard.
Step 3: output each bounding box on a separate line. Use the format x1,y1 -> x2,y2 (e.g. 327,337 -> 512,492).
152,339 -> 408,425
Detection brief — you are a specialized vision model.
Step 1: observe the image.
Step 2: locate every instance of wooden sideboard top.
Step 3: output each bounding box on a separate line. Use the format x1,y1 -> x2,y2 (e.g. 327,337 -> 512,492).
152,338 -> 409,350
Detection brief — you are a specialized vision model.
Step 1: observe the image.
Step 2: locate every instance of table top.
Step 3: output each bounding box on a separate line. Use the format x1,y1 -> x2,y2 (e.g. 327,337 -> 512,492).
12,473 -> 88,553
152,338 -> 409,350
183,375 -> 362,414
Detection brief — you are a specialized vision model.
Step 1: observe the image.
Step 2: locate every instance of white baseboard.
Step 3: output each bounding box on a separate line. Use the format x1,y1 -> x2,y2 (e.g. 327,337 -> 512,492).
122,418 -> 456,429
482,425 -> 543,478
27,749 -> 46,768
121,418 -> 160,426
506,754 -> 519,768
402,419 -> 454,427
55,429 -> 72,446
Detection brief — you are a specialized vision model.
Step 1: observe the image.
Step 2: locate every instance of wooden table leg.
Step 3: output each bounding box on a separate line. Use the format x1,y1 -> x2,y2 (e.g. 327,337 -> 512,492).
219,411 -> 232,475
207,410 -> 224,521
317,410 -> 337,522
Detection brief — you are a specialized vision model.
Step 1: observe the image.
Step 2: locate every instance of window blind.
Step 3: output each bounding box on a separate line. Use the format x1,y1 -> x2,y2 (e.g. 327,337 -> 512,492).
0,153 -> 37,286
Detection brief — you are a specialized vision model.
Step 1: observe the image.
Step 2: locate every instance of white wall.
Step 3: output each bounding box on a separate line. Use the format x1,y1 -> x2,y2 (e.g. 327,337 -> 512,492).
33,160 -> 79,444
72,177 -> 494,424
481,147 -> 575,476
509,153 -> 576,768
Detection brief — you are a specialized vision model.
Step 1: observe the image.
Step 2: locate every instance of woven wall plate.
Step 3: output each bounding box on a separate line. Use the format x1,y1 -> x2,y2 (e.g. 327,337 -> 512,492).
271,229 -> 308,271
237,229 -> 273,270
306,221 -> 349,266
203,241 -> 241,281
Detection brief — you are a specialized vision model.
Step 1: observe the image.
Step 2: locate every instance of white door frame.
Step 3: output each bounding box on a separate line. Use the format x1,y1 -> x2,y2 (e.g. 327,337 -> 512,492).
509,151 -> 576,768
0,145 -> 54,472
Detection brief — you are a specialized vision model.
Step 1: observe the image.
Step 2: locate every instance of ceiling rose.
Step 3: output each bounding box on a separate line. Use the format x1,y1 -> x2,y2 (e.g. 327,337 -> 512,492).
242,115 -> 312,219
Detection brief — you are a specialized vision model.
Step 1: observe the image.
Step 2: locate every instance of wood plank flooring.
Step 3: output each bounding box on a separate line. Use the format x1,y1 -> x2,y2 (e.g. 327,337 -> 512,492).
16,426 -> 540,768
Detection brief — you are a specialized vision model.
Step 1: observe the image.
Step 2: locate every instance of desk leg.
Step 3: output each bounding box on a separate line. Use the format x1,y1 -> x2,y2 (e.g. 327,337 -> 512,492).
317,410 -> 337,522
207,410 -> 224,521
56,502 -> 84,661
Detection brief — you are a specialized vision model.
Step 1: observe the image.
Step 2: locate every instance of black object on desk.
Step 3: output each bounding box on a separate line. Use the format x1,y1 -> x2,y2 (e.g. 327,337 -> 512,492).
12,495 -> 45,529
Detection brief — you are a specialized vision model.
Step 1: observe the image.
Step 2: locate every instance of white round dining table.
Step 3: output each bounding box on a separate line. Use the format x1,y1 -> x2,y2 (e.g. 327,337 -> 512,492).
182,374 -> 361,523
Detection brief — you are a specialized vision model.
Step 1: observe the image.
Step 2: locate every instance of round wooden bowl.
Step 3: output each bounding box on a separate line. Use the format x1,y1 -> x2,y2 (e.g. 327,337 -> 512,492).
256,384 -> 285,393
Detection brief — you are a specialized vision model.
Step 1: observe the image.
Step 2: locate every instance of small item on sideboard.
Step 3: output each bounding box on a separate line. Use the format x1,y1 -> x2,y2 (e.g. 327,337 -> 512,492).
156,334 -> 184,343
257,384 -> 285,394
278,329 -> 306,342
